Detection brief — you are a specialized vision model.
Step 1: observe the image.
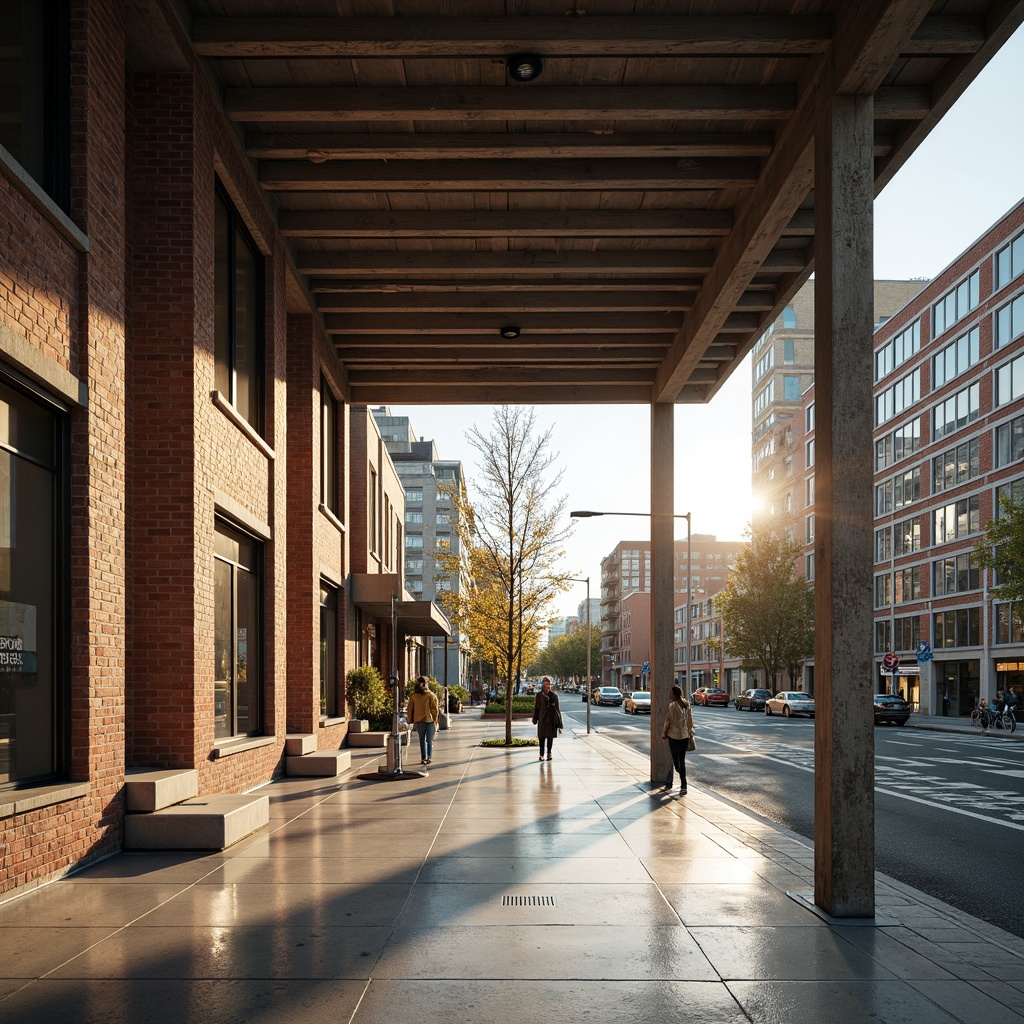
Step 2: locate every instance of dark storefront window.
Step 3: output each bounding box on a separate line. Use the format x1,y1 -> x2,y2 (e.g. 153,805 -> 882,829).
0,1 -> 71,212
0,380 -> 66,787
214,521 -> 262,739
214,186 -> 264,433
320,583 -> 338,718
934,607 -> 981,649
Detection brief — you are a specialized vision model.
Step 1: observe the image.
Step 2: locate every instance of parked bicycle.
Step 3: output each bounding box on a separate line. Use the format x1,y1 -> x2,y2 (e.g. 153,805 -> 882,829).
971,706 -> 1017,732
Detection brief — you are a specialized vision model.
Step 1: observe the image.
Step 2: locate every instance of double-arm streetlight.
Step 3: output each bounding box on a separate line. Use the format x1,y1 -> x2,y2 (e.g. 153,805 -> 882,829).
570,509 -> 692,694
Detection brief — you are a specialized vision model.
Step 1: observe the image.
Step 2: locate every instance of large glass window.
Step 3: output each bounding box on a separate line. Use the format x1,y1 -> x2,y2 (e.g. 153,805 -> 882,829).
934,607 -> 981,648
0,381 -> 65,787
320,583 -> 338,718
0,1 -> 70,212
995,293 -> 1024,350
214,522 -> 262,739
996,350 -> 1024,407
932,382 -> 980,441
876,368 -> 920,427
932,439 -> 980,494
875,320 -> 921,382
783,375 -> 800,401
215,186 -> 264,432
932,270 -> 980,338
933,496 -> 980,544
994,232 -> 1024,291
320,377 -> 338,514
932,327 -> 980,390
995,413 -> 1024,468
932,553 -> 980,596
876,417 -> 921,472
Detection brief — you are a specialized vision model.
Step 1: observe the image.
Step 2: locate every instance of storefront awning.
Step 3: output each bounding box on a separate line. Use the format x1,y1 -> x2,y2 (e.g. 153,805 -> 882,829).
351,574 -> 451,638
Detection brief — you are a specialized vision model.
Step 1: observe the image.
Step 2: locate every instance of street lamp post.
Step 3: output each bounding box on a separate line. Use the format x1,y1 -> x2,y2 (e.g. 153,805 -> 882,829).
565,576 -> 592,735
571,509 -> 691,782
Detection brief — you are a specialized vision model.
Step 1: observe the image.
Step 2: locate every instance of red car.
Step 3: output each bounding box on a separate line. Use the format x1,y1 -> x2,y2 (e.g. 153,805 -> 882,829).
691,686 -> 730,707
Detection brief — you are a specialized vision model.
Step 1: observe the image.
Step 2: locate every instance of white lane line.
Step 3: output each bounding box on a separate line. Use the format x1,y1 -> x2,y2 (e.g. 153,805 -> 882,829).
886,740 -> 923,747
697,733 -> 1024,833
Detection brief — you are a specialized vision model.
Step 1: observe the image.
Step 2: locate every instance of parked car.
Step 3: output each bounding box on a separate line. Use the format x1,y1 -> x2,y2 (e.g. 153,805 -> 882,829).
624,691 -> 652,714
692,686 -> 730,707
873,692 -> 911,726
765,691 -> 815,718
735,688 -> 772,712
593,686 -> 624,706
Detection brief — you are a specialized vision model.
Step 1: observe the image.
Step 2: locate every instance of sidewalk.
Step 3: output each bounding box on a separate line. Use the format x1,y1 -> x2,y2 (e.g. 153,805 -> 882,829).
907,712 -> 1024,740
2,709 -> 1023,1024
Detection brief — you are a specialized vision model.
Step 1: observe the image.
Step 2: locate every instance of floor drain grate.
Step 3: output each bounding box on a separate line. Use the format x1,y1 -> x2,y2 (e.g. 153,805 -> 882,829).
502,895 -> 556,907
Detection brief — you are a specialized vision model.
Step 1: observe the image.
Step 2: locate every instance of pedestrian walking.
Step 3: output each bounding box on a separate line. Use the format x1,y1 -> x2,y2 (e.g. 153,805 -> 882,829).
406,676 -> 440,765
533,676 -> 562,761
661,684 -> 694,794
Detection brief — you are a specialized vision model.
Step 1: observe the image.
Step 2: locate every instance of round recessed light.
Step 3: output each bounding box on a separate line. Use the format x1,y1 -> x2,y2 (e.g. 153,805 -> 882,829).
500,325 -> 521,339
507,54 -> 543,82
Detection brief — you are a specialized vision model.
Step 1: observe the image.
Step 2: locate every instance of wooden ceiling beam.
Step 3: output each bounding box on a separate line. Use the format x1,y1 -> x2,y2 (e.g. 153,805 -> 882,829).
298,250 -> 716,276
194,13 -> 986,59
247,131 -> 776,161
323,311 -> 682,334
309,276 -> 705,293
336,347 -> 668,365
195,15 -> 834,57
281,209 -> 732,239
335,332 -> 671,350
260,158 -> 760,191
224,85 -> 798,122
348,383 -> 655,405
315,290 -> 694,312
348,367 -> 655,386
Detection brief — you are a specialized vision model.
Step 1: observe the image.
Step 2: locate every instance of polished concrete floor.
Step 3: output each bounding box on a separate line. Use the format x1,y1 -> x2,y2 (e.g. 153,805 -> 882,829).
2,710 -> 1023,1024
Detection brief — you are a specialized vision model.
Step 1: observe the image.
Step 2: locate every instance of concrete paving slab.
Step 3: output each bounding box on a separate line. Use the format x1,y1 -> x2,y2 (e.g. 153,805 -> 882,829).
203,856 -> 423,885
416,855 -> 640,884
374,924 -> 719,981
0,978 -> 367,1024
660,882 -> 830,928
0,882 -> 186,927
352,979 -> 751,1024
135,881 -> 413,929
46,924 -> 392,980
727,979 -> 964,1024
2,926 -> 123,979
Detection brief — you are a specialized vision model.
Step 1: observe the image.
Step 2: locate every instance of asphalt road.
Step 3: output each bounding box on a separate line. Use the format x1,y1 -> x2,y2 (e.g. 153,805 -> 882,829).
565,697 -> 1024,939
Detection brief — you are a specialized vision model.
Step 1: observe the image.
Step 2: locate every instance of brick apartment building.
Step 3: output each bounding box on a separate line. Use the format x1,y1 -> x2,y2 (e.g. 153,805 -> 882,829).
599,536 -> 745,689
0,2 -> 448,898
867,198 -> 1024,718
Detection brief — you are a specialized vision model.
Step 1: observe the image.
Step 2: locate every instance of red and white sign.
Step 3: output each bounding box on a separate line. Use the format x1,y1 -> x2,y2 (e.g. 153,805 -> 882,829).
882,652 -> 900,671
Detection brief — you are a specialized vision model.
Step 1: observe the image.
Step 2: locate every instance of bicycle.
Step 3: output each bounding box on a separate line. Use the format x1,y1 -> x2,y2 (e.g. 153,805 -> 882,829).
971,707 -> 1017,732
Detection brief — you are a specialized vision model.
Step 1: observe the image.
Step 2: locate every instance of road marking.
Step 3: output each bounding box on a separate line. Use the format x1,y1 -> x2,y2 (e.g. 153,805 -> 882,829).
887,740 -> 922,747
697,733 -> 1024,833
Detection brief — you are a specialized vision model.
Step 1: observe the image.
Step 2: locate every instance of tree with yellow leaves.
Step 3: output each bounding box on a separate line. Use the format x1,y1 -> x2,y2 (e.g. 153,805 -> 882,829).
436,407 -> 573,744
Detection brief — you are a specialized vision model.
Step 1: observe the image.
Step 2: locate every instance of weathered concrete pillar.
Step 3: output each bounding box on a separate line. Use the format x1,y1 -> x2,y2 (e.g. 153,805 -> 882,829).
650,402 -> 674,784
813,93 -> 876,918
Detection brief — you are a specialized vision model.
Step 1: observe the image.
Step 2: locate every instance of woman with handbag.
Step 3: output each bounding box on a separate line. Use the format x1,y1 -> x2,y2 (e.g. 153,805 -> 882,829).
533,676 -> 561,761
661,684 -> 694,794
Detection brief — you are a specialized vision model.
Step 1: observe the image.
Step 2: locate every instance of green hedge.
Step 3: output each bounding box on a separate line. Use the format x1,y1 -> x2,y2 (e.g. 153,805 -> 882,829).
485,696 -> 536,714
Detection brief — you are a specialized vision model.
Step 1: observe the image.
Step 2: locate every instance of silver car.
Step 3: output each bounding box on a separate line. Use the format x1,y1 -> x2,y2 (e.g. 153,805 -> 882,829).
765,691 -> 815,718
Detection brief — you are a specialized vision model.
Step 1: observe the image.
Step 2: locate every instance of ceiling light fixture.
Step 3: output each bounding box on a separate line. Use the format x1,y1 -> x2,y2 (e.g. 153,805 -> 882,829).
500,325 -> 521,339
506,54 -> 543,82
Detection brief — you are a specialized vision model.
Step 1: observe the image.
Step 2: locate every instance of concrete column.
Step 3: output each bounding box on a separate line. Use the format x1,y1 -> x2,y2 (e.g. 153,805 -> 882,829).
813,93 -> 876,918
650,402 -> 674,784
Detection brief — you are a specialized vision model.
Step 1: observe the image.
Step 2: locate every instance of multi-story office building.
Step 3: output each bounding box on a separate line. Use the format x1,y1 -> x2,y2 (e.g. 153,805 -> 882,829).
753,280 -> 924,547
871,199 -> 1024,718
600,536 -> 744,687
372,409 -> 470,687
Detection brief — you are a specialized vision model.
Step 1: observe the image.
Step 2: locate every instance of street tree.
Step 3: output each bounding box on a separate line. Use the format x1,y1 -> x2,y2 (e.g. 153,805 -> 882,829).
529,624 -> 602,685
974,495 -> 1024,604
717,525 -> 813,691
435,407 -> 572,743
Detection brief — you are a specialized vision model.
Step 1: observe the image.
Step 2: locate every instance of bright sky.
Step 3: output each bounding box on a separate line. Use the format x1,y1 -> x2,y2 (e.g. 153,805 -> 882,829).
389,25 -> 1024,618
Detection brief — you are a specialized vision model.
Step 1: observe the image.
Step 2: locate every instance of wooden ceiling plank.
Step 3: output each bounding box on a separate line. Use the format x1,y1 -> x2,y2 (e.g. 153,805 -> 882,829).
336,348 -> 667,364
309,277 -> 705,293
299,251 -> 716,275
335,332 -> 671,349
323,311 -> 682,334
223,85 -> 798,122
348,384 -> 655,405
281,209 -> 733,239
194,15 -> 833,58
247,131 -> 776,161
261,158 -> 760,191
315,290 -> 694,312
348,367 -> 655,386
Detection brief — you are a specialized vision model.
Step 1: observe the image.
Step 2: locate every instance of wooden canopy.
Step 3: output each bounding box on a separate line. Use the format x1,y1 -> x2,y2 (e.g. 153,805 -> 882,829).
162,1 -> 1021,404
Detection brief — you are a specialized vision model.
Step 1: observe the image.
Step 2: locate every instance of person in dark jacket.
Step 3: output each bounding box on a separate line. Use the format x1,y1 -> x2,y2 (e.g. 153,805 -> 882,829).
533,676 -> 561,761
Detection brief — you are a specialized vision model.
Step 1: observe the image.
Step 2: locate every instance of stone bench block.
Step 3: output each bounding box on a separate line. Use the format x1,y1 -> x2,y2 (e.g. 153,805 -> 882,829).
286,749 -> 352,777
347,731 -> 409,748
124,794 -> 269,851
124,768 -> 199,813
285,733 -> 317,756
347,719 -> 371,733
